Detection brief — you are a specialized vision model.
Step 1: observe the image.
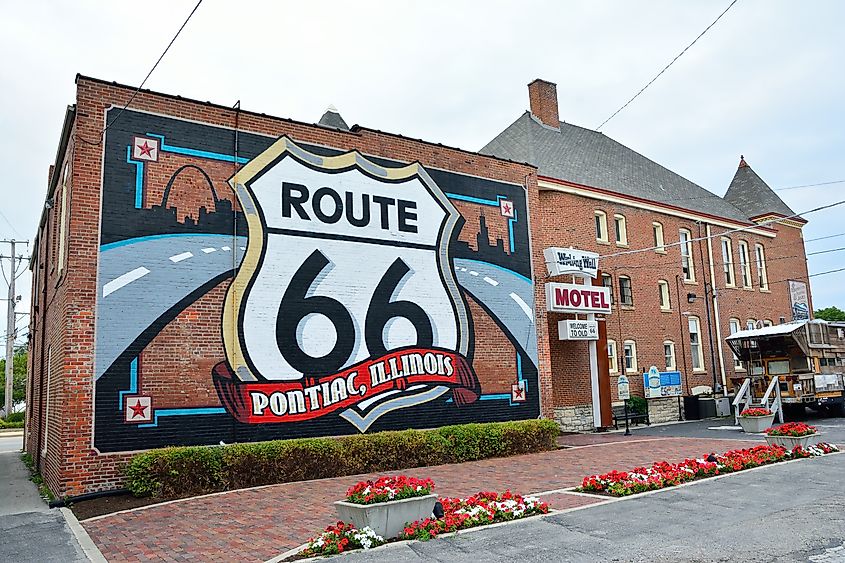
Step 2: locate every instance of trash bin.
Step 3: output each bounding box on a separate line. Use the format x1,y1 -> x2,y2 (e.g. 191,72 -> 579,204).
714,397 -> 731,417
683,395 -> 701,420
698,397 -> 717,418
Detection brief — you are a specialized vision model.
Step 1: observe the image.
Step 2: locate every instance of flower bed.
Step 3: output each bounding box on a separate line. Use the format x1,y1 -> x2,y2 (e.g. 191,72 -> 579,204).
577,443 -> 839,497
345,476 -> 434,504
766,422 -> 816,437
400,491 -> 549,541
290,490 -> 548,560
740,407 -> 772,417
296,522 -> 386,558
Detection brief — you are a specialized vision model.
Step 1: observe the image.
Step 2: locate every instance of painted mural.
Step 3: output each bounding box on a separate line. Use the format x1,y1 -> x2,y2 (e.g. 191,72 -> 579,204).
93,109 -> 538,452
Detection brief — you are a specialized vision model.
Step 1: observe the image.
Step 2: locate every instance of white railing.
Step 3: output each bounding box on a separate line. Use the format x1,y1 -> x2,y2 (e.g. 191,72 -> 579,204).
760,376 -> 784,424
732,378 -> 753,425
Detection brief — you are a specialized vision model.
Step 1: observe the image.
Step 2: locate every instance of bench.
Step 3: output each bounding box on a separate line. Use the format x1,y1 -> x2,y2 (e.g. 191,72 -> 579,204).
612,404 -> 650,430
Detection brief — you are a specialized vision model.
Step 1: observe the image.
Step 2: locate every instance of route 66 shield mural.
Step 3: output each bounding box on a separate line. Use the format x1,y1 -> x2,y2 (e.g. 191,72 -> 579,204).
213,137 -> 480,430
93,108 -> 539,453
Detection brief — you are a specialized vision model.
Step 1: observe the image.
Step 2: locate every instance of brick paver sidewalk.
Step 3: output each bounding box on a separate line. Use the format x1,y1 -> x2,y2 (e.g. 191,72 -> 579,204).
83,437 -> 754,562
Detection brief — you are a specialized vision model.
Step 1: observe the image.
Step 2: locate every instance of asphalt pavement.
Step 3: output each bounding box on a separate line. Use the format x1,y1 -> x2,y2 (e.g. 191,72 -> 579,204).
332,450 -> 845,562
0,433 -> 90,562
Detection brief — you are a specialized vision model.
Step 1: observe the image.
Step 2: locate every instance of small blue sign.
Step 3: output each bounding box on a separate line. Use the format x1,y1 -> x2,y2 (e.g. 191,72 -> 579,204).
643,370 -> 683,398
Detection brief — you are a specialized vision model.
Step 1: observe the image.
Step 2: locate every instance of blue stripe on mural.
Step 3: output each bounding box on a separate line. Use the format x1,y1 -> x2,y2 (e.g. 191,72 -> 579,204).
117,357 -> 139,410
138,407 -> 228,428
126,146 -> 145,209
146,133 -> 250,164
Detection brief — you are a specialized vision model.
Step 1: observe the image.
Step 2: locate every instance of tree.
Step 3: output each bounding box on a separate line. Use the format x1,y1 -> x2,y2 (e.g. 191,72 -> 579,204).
814,306 -> 845,322
0,346 -> 27,414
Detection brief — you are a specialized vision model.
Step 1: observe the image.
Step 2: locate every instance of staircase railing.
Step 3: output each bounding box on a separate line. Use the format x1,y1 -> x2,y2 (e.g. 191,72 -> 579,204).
760,376 -> 784,424
732,378 -> 752,425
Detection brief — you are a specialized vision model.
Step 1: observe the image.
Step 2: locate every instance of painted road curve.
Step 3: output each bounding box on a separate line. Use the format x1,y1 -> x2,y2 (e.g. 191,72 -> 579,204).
95,237 -> 538,379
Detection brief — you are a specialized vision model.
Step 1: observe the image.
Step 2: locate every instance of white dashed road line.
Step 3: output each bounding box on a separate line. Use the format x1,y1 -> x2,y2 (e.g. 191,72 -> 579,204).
221,246 -> 231,251
169,252 -> 193,263
510,292 -> 533,322
240,246 -> 246,251
201,247 -> 217,253
103,267 -> 150,297
469,271 -> 479,276
483,276 -> 499,286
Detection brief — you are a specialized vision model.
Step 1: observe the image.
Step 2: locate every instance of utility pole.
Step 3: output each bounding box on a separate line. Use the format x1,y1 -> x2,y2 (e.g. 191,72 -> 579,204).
2,239 -> 28,417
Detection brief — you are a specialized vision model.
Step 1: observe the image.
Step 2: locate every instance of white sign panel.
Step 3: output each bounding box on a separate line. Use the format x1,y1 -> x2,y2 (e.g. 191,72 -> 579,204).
544,247 -> 599,279
617,375 -> 630,401
546,283 -> 612,314
558,320 -> 599,340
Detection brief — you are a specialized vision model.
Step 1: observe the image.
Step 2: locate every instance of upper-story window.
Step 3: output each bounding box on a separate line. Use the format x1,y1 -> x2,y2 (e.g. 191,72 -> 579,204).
58,161 -> 70,273
763,319 -> 773,327
601,273 -> 614,304
755,244 -> 769,290
721,237 -> 735,287
658,280 -> 670,310
679,229 -> 695,282
595,211 -> 608,243
747,318 -> 757,330
614,214 -> 628,246
619,275 -> 633,306
653,222 -> 666,253
738,241 -> 752,288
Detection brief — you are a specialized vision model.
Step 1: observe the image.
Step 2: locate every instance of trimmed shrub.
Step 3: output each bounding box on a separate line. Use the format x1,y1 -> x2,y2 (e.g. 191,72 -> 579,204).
126,419 -> 559,499
4,411 -> 24,423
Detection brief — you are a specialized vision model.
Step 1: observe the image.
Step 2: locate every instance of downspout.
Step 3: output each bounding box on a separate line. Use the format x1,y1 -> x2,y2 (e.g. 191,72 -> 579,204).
696,222 -> 719,395
705,225 -> 728,396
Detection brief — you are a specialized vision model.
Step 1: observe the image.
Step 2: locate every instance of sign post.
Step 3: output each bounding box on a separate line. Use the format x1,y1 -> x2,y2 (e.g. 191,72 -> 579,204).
617,374 -> 630,436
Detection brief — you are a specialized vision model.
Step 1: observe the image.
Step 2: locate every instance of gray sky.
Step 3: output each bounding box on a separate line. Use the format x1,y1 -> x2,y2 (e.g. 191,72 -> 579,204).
1,0 -> 843,339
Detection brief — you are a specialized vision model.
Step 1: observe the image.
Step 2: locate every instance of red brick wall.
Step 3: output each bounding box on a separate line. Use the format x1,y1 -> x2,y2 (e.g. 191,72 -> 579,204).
536,186 -> 810,406
28,77 -> 548,496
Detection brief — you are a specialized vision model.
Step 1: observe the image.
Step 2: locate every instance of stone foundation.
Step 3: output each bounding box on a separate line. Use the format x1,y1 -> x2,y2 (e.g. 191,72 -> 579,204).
647,396 -> 684,424
554,404 -> 595,432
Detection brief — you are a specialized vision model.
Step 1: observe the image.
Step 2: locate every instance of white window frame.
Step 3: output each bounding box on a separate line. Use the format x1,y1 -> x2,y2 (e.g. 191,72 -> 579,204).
747,318 -> 757,330
680,228 -> 695,282
738,241 -> 752,288
619,275 -> 633,307
607,340 -> 618,373
658,279 -> 671,311
595,211 -> 608,243
601,273 -> 614,305
653,222 -> 666,253
721,237 -> 735,287
614,214 -> 628,246
729,318 -> 744,370
763,319 -> 773,327
623,340 -> 638,373
755,243 -> 769,290
57,161 -> 70,273
688,316 -> 705,372
664,341 -> 676,371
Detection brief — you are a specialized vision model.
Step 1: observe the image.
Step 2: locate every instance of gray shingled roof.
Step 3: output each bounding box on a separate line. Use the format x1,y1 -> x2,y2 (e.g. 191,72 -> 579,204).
724,159 -> 796,218
480,112 -> 750,223
318,107 -> 350,131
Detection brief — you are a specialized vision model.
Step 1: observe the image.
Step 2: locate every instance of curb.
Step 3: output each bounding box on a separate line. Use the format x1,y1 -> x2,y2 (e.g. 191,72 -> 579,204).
60,507 -> 108,562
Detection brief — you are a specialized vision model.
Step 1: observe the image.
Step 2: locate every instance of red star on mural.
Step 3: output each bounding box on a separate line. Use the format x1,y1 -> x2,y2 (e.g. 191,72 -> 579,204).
513,387 -> 525,399
502,202 -> 511,214
137,141 -> 155,157
129,399 -> 148,419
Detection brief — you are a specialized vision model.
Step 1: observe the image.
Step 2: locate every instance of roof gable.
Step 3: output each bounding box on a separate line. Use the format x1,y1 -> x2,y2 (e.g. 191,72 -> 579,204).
724,157 -> 796,219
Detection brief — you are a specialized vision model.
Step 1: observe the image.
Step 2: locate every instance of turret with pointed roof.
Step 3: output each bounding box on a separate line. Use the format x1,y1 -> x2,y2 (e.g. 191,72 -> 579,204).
724,156 -> 800,222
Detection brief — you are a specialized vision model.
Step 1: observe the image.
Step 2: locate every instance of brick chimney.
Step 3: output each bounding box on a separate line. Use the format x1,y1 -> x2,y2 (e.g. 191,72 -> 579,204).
528,79 -> 559,128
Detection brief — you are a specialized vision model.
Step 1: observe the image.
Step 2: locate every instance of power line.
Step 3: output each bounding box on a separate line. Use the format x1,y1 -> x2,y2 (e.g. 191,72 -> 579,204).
75,0 -> 204,146
596,0 -> 739,130
807,246 -> 845,257
774,179 -> 845,192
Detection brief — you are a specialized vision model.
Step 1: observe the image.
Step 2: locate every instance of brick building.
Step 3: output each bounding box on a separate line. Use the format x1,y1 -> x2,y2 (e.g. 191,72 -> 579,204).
482,79 -> 812,430
26,75 -> 811,496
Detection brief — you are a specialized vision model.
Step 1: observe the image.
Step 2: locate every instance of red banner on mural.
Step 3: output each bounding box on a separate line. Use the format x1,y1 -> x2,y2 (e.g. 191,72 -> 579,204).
213,348 -> 480,424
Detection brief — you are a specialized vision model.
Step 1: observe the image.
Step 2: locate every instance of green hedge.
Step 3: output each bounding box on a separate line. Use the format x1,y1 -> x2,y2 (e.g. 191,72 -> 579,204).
125,419 -> 559,499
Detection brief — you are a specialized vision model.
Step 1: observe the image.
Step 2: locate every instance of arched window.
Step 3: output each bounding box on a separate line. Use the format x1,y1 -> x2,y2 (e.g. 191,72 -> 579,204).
664,341 -> 676,371
595,211 -> 608,243
653,222 -> 666,253
688,316 -> 704,371
607,340 -> 618,373
755,243 -> 769,290
721,237 -> 735,287
738,241 -> 752,288
658,280 -> 670,310
623,340 -> 638,373
619,275 -> 633,306
614,214 -> 628,246
729,318 -> 743,370
680,229 -> 695,282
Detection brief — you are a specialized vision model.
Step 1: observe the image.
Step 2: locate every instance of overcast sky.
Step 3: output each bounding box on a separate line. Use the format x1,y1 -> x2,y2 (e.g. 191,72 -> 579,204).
1,0 -> 843,341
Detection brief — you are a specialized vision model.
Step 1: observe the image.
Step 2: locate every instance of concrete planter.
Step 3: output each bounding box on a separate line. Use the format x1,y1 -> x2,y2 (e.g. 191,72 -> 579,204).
334,494 -> 437,539
738,414 -> 776,434
765,433 -> 821,449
